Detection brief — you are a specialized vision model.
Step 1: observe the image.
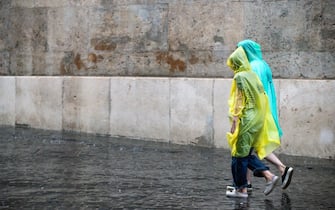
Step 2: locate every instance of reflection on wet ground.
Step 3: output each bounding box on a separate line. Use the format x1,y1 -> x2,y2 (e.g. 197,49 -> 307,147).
0,127 -> 334,209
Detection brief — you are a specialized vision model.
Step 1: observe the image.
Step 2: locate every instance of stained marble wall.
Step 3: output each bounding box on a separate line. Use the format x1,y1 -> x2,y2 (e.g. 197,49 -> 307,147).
0,0 -> 334,78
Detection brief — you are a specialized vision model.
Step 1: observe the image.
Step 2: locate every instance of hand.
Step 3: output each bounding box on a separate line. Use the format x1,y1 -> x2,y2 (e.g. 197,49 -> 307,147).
230,116 -> 238,133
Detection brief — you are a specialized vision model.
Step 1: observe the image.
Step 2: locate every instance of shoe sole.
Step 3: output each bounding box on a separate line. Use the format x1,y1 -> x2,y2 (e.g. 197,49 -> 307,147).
282,167 -> 294,189
226,192 -> 248,198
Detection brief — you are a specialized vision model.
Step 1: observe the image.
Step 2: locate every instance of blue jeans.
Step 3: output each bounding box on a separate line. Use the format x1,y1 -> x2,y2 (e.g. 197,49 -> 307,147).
231,152 -> 269,189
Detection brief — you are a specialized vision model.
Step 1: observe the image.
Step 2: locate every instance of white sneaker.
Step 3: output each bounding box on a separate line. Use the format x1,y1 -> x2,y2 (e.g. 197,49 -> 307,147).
227,186 -> 235,191
227,185 -> 252,193
264,175 -> 279,195
226,187 -> 248,198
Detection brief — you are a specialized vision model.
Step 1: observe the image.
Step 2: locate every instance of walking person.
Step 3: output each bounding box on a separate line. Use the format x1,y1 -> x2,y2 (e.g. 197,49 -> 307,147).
237,40 -> 294,190
226,47 -> 281,198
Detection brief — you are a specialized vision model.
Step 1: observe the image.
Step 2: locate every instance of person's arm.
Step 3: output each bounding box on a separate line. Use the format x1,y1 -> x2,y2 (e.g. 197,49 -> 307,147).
231,86 -> 244,133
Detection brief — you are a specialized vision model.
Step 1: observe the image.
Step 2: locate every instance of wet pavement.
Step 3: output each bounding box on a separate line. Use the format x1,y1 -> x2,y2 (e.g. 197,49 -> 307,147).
0,127 -> 334,210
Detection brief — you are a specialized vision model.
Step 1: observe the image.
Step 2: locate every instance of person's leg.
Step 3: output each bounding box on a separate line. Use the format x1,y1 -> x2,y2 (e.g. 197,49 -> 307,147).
264,153 -> 285,174
247,154 -> 270,178
247,153 -> 279,190
247,168 -> 252,187
261,170 -> 277,182
231,157 -> 248,193
261,169 -> 280,195
247,154 -> 279,195
229,162 -> 252,193
228,157 -> 248,198
246,163 -> 254,192
265,153 -> 294,189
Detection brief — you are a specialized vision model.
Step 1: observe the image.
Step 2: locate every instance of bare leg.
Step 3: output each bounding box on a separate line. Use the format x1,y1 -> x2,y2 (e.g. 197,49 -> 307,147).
247,169 -> 252,185
238,187 -> 247,193
247,152 -> 284,184
264,153 -> 286,175
262,169 -> 279,195
247,153 -> 281,185
262,170 -> 276,182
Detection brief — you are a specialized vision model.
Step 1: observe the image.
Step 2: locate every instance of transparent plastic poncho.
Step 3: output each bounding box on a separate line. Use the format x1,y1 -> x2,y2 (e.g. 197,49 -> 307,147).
237,40 -> 283,137
226,47 -> 280,159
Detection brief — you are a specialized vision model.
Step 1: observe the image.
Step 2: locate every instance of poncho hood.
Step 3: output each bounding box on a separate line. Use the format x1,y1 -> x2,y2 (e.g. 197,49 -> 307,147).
226,46 -> 252,74
237,40 -> 263,62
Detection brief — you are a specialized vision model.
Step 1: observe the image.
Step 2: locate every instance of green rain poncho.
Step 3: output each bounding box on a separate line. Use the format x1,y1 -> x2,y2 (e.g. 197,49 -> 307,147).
237,40 -> 283,137
226,47 -> 280,159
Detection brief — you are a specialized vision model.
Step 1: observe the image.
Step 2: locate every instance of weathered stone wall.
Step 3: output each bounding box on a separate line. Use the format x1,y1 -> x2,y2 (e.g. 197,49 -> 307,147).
0,0 -> 334,78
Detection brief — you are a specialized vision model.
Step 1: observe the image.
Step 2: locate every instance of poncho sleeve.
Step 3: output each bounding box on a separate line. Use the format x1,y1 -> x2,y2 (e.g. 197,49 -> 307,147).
232,80 -> 244,117
228,75 -> 246,119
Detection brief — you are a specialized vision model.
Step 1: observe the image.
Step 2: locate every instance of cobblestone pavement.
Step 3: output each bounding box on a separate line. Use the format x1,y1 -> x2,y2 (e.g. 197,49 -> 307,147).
0,127 -> 334,209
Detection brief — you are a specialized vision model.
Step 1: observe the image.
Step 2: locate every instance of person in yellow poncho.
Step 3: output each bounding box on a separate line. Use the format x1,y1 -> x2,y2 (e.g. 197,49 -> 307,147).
226,47 -> 281,198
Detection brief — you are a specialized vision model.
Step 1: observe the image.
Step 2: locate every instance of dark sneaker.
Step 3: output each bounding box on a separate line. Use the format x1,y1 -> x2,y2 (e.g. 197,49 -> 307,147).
264,175 -> 279,195
247,184 -> 253,194
281,167 -> 294,189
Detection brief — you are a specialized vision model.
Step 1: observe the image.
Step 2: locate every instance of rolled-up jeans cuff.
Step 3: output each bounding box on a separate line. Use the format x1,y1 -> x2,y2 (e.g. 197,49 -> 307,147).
234,183 -> 249,190
253,167 -> 270,177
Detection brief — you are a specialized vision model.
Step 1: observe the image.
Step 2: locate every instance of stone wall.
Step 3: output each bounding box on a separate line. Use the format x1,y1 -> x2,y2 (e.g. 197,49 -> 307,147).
0,0 -> 334,158
0,0 -> 334,78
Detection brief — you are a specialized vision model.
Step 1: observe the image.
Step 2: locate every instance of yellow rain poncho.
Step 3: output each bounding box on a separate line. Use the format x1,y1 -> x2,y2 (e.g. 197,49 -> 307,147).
226,47 -> 280,159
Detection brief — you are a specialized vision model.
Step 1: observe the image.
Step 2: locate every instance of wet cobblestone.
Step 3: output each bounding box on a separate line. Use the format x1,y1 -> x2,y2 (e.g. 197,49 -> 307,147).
0,127 -> 334,209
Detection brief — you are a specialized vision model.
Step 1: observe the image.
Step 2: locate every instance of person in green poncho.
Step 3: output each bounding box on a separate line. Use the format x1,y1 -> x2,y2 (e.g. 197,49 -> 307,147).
237,40 -> 294,190
226,47 -> 280,198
